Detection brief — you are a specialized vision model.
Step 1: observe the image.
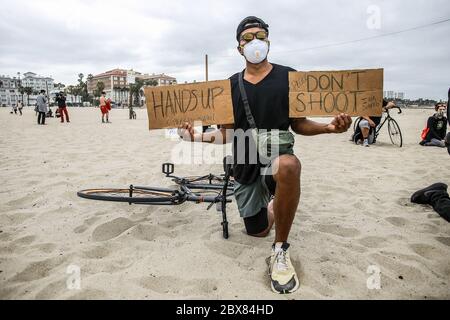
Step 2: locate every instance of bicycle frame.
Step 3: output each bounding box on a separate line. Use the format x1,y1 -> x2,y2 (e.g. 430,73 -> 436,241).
162,163 -> 233,239
374,106 -> 402,140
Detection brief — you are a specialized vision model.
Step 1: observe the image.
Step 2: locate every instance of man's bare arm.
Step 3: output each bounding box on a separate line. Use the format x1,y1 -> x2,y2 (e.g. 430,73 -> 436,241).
291,114 -> 352,136
178,123 -> 234,144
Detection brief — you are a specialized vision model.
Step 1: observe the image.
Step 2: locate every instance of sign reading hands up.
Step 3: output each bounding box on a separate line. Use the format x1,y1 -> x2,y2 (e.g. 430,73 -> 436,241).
145,80 -> 234,129
289,69 -> 384,117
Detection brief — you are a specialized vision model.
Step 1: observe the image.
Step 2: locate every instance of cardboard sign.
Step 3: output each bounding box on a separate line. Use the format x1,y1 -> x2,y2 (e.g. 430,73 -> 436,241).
145,80 -> 233,129
289,69 -> 383,117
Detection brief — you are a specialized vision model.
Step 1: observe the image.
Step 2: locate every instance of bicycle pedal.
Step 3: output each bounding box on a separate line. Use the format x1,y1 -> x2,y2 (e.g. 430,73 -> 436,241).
162,163 -> 174,176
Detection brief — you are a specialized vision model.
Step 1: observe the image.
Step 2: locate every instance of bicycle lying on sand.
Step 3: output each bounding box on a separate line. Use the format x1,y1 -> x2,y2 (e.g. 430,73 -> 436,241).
77,161 -> 234,239
352,106 -> 403,147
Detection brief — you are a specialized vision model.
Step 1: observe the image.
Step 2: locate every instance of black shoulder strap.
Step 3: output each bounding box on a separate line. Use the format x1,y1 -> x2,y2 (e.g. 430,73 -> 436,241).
238,71 -> 257,129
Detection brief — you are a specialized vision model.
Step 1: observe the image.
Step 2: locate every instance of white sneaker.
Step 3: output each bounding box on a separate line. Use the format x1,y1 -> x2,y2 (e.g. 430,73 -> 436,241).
266,242 -> 300,294
363,139 -> 369,147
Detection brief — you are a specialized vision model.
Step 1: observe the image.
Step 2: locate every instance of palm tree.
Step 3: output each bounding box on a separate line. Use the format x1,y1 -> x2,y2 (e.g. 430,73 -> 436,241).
24,87 -> 33,106
19,86 -> 26,104
129,79 -> 158,108
94,81 -> 105,98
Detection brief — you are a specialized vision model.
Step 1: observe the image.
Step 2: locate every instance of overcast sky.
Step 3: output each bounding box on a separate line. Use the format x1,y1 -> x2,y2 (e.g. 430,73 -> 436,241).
1,0 -> 449,100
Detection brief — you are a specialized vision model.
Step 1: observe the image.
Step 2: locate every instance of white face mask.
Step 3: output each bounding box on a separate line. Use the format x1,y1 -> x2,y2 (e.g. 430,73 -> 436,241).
243,39 -> 269,64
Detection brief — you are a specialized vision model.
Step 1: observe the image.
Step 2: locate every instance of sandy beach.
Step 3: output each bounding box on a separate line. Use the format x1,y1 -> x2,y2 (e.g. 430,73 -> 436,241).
0,106 -> 449,300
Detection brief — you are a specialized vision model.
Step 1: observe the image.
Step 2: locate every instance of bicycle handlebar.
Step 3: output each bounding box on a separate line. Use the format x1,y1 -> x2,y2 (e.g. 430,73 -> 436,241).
393,106 -> 402,114
386,106 -> 402,115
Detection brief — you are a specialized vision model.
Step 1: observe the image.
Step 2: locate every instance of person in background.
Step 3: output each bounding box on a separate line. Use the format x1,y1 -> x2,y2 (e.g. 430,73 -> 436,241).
56,92 -> 70,123
100,92 -> 110,123
411,183 -> 450,222
36,90 -> 48,125
357,100 -> 396,147
18,101 -> 23,116
411,89 -> 450,221
419,102 -> 447,147
446,88 -> 450,155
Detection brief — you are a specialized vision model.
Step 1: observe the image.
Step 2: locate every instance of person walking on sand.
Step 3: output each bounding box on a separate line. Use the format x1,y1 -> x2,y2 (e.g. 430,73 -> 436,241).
56,92 -> 70,123
36,90 -> 48,125
100,92 -> 110,123
178,16 -> 352,294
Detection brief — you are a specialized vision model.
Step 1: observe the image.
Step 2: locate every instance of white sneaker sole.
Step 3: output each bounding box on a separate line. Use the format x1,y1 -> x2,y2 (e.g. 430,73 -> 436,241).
266,257 -> 300,294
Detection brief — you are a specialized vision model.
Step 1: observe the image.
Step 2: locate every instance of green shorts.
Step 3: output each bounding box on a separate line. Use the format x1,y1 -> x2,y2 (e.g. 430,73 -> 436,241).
234,169 -> 276,218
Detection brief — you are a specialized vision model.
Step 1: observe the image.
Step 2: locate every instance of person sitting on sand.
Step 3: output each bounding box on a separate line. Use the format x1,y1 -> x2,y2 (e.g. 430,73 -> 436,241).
355,100 -> 396,147
419,103 -> 447,148
178,16 -> 352,294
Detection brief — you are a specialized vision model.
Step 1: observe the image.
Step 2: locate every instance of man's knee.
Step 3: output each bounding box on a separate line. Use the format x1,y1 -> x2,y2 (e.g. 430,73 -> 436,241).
274,155 -> 301,181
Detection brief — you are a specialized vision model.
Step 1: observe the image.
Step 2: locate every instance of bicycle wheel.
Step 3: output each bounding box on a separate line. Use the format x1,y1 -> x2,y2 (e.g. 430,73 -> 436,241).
388,118 -> 403,147
77,186 -> 183,205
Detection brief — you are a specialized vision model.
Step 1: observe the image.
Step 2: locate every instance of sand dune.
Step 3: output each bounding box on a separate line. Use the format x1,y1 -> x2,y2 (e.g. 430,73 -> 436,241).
0,107 -> 449,299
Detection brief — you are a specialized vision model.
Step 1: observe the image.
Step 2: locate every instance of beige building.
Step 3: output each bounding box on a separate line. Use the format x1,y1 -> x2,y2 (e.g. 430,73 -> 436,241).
87,68 -> 130,104
0,75 -> 20,107
137,73 -> 177,86
87,69 -> 177,105
21,72 -> 54,93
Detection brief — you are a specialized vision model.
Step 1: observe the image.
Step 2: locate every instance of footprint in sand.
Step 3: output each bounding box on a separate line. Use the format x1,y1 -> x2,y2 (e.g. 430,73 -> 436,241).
358,236 -> 387,248
91,218 -> 135,242
137,276 -> 218,295
68,289 -> 108,300
12,235 -> 37,246
397,198 -> 417,208
35,280 -> 67,299
82,245 -> 112,260
409,243 -> 445,260
416,223 -> 439,234
315,224 -> 360,238
158,217 -> 193,230
435,237 -> 450,247
385,216 -> 409,227
369,253 -> 426,284
9,255 -> 68,283
74,217 -> 101,234
129,224 -> 176,242
205,240 -> 250,260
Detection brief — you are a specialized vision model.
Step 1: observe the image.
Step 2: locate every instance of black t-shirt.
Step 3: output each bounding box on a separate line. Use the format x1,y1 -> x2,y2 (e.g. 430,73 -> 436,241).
229,64 -> 296,184
56,96 -> 66,108
426,115 -> 447,141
